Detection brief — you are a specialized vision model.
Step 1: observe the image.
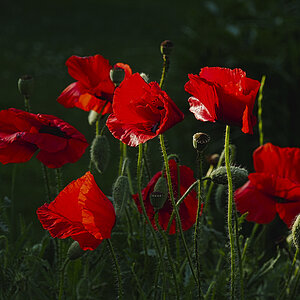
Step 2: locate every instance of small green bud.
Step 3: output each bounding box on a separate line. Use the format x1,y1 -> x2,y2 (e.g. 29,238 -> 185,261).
18,75 -> 34,97
193,132 -> 210,152
88,110 -> 100,125
67,241 -> 85,260
150,176 -> 169,210
292,215 -> 300,249
210,166 -> 248,187
160,40 -> 173,56
90,135 -> 110,173
112,175 -> 130,215
110,66 -> 125,86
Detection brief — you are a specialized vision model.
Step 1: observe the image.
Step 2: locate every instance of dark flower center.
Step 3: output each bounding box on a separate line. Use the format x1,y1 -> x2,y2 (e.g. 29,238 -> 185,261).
275,197 -> 287,203
95,92 -> 113,103
39,125 -> 69,138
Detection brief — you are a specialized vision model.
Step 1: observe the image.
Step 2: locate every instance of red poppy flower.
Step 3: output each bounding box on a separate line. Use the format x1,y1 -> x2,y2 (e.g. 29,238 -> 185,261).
185,67 -> 260,134
0,108 -> 88,168
57,55 -> 132,115
133,159 -> 198,234
106,73 -> 184,146
235,143 -> 300,227
37,171 -> 116,251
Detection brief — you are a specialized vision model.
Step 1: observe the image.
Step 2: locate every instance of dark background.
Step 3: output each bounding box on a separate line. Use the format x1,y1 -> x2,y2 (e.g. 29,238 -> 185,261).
1,0 -> 299,238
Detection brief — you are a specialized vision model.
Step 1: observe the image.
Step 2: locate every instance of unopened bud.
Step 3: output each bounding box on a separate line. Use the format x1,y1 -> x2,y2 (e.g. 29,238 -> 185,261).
90,135 -> 110,173
67,241 -> 85,260
193,132 -> 210,152
207,154 -> 220,167
210,166 -> 248,187
88,110 -> 100,125
18,75 -> 34,97
160,40 -> 173,56
110,66 -> 125,86
292,215 -> 300,249
150,176 -> 168,210
112,175 -> 130,215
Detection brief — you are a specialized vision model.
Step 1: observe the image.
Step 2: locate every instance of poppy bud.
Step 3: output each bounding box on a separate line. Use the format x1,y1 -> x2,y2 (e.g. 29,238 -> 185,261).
150,176 -> 169,210
88,110 -> 100,125
90,135 -> 110,173
160,40 -> 173,56
18,75 -> 34,97
210,166 -> 248,187
292,214 -> 300,249
110,66 -> 125,86
112,175 -> 130,215
207,154 -> 220,167
193,132 -> 210,152
67,241 -> 85,260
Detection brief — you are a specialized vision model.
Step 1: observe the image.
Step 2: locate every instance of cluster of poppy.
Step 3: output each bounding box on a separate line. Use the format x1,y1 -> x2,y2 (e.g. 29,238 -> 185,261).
1,53 -> 298,251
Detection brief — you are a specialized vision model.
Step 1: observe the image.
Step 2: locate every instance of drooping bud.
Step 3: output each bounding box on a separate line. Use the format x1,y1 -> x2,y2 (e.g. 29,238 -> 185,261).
160,40 -> 174,56
90,135 -> 110,173
292,215 -> 300,249
210,166 -> 248,187
150,176 -> 169,210
112,175 -> 130,215
110,66 -> 125,86
207,154 -> 220,167
67,241 -> 85,260
193,132 -> 210,152
88,110 -> 100,125
18,75 -> 34,97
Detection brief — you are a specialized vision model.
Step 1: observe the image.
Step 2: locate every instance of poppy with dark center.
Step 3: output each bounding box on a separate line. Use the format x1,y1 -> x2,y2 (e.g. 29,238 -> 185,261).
0,108 -> 88,168
57,54 -> 132,115
235,143 -> 300,228
106,73 -> 184,146
132,159 -> 198,234
37,172 -> 116,250
185,67 -> 260,134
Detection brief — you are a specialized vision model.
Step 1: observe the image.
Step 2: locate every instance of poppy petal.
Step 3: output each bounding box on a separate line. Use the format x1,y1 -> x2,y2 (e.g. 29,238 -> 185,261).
235,180 -> 277,224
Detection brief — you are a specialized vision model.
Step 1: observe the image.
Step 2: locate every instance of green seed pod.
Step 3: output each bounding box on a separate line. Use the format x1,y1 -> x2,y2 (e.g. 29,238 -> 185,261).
192,132 -> 210,152
292,215 -> 300,249
110,66 -> 125,87
90,135 -> 110,173
67,241 -> 85,260
112,175 -> 130,215
150,176 -> 169,210
210,166 -> 248,187
18,75 -> 34,97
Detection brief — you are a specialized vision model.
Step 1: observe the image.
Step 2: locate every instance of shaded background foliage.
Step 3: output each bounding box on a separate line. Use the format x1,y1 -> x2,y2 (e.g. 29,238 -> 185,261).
0,0 -> 299,239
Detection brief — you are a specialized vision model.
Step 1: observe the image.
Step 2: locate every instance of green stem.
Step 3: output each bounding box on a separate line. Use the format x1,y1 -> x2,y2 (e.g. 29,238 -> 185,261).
58,258 -> 70,300
155,213 -> 180,300
225,125 -> 235,300
159,134 -> 199,290
106,239 -> 123,299
242,223 -> 259,261
24,96 -> 31,113
41,163 -> 51,202
258,75 -> 266,146
159,55 -> 168,89
137,144 -> 166,288
289,264 -> 300,300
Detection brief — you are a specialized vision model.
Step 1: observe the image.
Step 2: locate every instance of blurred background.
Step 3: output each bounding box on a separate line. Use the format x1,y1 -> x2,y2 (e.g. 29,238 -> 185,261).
1,0 -> 299,239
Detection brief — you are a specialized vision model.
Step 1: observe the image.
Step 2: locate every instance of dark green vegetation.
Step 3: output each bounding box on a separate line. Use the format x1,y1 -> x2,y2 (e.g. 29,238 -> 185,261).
0,0 -> 299,298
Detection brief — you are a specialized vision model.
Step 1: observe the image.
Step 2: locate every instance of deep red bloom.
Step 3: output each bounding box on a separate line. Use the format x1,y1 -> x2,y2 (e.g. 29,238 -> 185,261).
57,55 -> 132,115
37,171 -> 116,250
0,108 -> 88,168
185,67 -> 260,134
235,143 -> 300,227
106,73 -> 184,146
133,159 -> 198,234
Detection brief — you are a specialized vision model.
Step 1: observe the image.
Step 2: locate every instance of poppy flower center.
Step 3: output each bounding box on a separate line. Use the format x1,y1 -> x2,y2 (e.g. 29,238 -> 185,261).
39,125 -> 69,138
